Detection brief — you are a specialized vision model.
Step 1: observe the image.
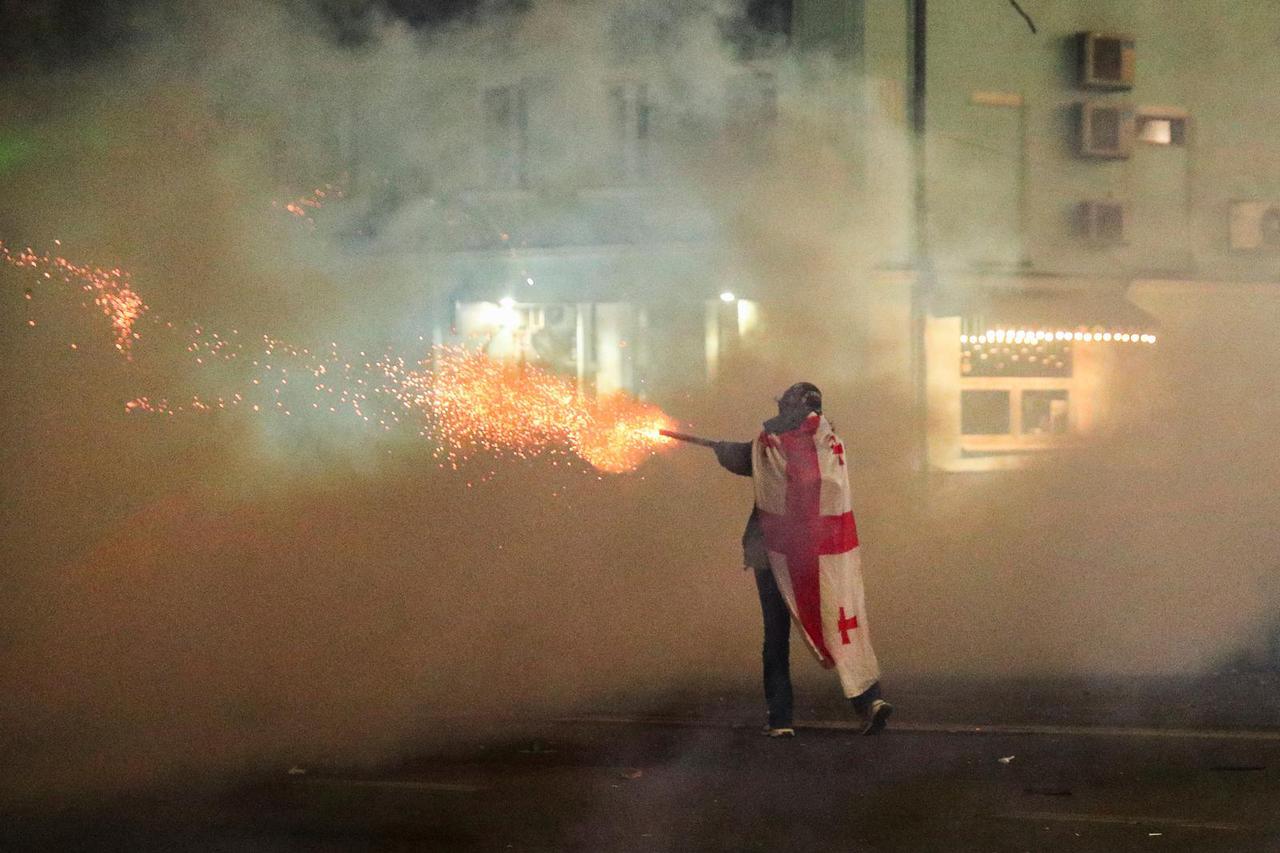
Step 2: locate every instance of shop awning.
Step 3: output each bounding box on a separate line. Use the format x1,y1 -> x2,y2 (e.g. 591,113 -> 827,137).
934,284 -> 1159,340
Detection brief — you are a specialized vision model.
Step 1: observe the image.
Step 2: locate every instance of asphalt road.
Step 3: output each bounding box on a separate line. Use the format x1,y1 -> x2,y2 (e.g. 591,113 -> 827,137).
7,689 -> 1280,853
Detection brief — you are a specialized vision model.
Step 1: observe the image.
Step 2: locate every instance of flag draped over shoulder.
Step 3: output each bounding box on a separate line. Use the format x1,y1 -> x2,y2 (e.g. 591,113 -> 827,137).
751,413 -> 880,699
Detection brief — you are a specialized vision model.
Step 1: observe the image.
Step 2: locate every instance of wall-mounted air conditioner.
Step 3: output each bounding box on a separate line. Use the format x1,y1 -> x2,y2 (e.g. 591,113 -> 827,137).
1078,102 -> 1133,159
1079,32 -> 1135,90
1229,201 -> 1280,251
1078,201 -> 1127,245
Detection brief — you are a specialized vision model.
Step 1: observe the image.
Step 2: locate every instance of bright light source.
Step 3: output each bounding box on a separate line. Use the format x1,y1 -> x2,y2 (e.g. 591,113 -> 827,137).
1138,118 -> 1172,145
499,296 -> 516,309
525,277 -> 534,286
719,291 -> 736,303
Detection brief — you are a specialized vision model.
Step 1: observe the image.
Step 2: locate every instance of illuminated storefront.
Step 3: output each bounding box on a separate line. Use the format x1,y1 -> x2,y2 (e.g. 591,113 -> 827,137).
441,244 -> 762,400
927,281 -> 1159,471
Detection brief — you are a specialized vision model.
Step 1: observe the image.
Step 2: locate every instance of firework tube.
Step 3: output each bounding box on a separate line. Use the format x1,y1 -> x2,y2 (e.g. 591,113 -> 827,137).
658,429 -> 718,448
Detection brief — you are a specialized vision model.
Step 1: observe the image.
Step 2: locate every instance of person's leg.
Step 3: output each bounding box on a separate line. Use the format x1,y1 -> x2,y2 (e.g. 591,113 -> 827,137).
849,681 -> 882,716
850,681 -> 893,735
754,567 -> 794,729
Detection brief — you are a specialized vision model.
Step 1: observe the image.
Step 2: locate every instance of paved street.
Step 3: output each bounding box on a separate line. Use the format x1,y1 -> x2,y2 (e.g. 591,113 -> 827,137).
6,678 -> 1280,852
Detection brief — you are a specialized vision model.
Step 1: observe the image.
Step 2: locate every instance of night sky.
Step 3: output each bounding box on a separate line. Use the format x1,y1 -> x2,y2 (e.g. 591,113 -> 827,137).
0,0 -> 502,73
0,0 -> 791,74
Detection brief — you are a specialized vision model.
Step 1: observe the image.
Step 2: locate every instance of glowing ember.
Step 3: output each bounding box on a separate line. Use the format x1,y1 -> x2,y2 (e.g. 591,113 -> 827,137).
2,241 -> 147,355
272,182 -> 344,226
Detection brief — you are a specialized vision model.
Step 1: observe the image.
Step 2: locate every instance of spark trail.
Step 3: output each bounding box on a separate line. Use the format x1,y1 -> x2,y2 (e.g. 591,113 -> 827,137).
5,243 -> 677,474
3,240 -> 146,355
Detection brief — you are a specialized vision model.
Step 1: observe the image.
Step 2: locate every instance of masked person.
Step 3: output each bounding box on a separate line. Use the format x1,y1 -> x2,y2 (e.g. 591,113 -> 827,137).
711,383 -> 891,737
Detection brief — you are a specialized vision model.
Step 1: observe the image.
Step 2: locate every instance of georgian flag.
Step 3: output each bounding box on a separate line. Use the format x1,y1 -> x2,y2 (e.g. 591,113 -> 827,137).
752,412 -> 881,699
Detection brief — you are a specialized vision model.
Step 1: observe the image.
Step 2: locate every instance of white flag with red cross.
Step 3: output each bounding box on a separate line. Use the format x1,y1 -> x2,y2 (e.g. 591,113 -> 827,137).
751,412 -> 881,699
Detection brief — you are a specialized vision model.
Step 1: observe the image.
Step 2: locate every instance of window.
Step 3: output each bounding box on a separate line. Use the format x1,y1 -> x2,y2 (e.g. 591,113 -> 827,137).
609,81 -> 653,181
1079,32 -> 1135,90
961,390 -> 1011,435
1022,390 -> 1070,435
1079,201 -> 1127,245
1091,38 -> 1125,81
957,328 -> 1077,451
1090,107 -> 1120,151
1137,115 -> 1186,145
483,85 -> 528,188
1079,102 -> 1133,158
961,388 -> 1073,440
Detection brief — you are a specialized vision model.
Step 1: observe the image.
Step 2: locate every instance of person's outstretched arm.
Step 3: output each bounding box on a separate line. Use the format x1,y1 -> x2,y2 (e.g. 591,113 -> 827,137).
713,440 -> 752,477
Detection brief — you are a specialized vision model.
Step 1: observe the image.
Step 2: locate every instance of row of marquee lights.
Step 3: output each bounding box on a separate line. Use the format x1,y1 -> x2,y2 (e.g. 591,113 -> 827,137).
961,329 -> 1158,346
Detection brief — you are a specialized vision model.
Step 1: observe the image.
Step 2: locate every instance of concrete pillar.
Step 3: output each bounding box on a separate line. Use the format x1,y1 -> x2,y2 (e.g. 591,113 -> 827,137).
925,314 -> 961,469
575,303 -> 591,390
595,303 -> 632,395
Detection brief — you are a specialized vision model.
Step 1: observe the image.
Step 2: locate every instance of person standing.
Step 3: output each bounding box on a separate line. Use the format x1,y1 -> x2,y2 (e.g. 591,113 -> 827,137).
712,383 -> 891,737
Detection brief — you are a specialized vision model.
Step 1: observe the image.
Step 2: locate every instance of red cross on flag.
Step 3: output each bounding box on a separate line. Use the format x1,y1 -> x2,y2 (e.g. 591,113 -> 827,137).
752,413 -> 881,699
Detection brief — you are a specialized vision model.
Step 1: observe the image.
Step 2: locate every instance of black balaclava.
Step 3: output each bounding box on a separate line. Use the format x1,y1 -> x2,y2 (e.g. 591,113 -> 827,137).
764,382 -> 823,433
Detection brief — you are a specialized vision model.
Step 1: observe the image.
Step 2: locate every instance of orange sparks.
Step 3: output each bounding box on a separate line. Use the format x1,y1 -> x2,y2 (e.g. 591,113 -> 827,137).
428,347 -> 586,463
272,183 -> 345,226
6,241 -> 675,475
2,242 -> 147,355
426,347 -> 676,473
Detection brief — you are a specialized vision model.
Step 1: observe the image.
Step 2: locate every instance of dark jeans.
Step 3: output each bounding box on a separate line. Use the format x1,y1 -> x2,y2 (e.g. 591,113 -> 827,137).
754,566 -> 794,728
754,565 -> 882,727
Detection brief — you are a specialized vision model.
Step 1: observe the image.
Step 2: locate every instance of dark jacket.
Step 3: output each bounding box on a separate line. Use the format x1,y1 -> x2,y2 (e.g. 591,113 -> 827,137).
713,440 -> 769,570
713,408 -> 816,571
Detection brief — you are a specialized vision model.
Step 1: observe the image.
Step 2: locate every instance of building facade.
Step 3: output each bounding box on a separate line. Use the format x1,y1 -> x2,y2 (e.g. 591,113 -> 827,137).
274,0 -> 1280,472
902,1 -> 1280,470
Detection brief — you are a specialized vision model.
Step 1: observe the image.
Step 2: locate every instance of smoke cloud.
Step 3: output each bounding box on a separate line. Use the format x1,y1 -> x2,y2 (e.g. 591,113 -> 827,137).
2,0 -> 1277,800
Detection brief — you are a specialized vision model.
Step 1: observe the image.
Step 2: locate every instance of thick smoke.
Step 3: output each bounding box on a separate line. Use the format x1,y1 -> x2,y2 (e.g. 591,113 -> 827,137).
2,0 -> 1278,800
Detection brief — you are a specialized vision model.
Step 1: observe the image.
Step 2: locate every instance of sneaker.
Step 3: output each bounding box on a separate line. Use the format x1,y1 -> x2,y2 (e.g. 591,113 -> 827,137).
760,725 -> 796,738
860,699 -> 893,735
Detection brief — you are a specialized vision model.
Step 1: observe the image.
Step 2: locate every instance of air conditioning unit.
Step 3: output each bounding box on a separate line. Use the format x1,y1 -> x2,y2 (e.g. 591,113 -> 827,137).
1229,201 -> 1280,251
1079,32 -> 1135,90
1078,201 -> 1127,245
1078,102 -> 1133,158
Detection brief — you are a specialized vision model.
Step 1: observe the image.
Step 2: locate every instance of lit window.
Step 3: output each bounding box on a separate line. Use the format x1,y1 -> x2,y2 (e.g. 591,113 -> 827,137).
1137,115 -> 1186,145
